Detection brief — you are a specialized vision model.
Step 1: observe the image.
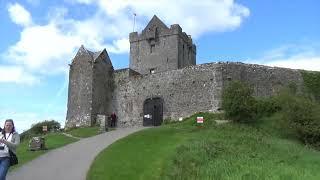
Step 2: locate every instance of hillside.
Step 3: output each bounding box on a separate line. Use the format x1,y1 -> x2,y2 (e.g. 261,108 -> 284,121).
87,112 -> 320,180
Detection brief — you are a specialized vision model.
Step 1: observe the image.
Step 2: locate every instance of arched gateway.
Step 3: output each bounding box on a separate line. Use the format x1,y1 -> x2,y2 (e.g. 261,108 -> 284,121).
143,97 -> 163,126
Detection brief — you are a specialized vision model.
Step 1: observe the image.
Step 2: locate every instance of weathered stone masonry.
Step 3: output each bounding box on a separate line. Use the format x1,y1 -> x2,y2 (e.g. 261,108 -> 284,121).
65,15 -> 305,128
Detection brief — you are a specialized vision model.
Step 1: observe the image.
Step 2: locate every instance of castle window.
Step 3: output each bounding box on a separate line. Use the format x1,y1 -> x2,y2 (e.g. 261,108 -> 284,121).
150,68 -> 155,74
155,27 -> 159,39
150,44 -> 155,53
182,44 -> 185,62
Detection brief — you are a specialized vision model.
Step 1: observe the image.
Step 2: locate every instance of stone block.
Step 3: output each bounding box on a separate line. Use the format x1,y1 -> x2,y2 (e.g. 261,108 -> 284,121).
29,137 -> 46,151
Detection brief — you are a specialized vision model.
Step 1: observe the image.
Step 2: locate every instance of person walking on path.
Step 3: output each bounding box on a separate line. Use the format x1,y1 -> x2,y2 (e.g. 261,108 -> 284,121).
111,112 -> 117,127
0,119 -> 20,180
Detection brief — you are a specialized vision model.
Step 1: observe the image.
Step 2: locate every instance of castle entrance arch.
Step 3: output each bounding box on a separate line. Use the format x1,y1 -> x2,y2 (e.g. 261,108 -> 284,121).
143,97 -> 163,126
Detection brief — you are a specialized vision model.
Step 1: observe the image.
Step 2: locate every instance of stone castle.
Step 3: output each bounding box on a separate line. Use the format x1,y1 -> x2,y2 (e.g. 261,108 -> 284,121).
65,15 -> 303,128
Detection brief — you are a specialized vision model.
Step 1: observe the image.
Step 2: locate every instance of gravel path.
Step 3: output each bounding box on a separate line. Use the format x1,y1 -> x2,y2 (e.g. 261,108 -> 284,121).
7,127 -> 147,180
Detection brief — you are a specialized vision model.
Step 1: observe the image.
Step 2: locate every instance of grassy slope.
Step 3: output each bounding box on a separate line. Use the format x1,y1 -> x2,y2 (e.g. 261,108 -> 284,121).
87,127 -> 186,180
66,127 -> 100,138
87,113 -> 320,180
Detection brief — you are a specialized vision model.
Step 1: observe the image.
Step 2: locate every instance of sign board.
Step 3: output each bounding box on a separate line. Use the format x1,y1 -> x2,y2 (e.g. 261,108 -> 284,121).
196,117 -> 204,124
42,126 -> 48,132
144,114 -> 152,119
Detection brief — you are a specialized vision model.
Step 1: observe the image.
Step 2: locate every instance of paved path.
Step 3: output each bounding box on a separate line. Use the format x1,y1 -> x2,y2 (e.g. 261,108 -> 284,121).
8,127 -> 147,180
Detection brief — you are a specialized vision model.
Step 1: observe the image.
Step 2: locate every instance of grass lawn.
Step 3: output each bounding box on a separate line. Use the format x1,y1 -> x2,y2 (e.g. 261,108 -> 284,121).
87,113 -> 320,180
11,132 -> 78,170
66,126 -> 101,138
87,127 -> 186,180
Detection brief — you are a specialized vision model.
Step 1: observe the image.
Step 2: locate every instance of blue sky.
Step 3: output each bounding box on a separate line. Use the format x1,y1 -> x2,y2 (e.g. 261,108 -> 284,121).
0,0 -> 319,132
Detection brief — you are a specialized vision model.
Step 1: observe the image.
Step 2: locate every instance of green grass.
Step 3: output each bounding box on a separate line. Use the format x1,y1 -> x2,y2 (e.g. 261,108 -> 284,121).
87,127 -> 186,180
66,126 -> 100,138
12,133 -> 78,170
87,112 -> 320,180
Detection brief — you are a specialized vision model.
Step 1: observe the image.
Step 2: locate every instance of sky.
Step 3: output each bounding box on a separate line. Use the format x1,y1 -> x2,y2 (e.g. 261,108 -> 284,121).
0,0 -> 319,133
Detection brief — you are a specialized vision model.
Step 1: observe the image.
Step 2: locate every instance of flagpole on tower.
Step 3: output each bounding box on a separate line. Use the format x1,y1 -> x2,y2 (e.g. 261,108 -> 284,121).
133,13 -> 136,32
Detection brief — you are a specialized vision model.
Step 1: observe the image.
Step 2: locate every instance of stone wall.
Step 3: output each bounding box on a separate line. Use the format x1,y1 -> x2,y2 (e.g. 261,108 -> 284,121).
91,50 -> 114,125
112,62 -> 304,127
219,62 -> 304,97
176,24 -> 196,68
129,16 -> 196,75
65,47 -> 94,128
113,63 -> 222,127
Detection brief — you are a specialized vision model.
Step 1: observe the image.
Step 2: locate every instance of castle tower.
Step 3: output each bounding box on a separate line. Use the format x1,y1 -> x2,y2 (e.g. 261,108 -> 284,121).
129,15 -> 196,75
65,45 -> 114,128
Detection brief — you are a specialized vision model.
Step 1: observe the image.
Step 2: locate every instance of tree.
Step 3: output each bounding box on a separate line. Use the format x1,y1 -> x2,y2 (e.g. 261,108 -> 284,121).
222,81 -> 256,123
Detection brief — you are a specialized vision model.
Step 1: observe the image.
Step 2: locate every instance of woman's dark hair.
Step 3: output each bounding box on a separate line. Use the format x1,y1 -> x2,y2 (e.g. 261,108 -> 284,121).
1,119 -> 16,135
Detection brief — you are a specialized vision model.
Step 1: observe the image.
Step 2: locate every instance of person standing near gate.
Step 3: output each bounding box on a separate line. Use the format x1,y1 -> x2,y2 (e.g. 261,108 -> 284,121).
111,112 -> 117,127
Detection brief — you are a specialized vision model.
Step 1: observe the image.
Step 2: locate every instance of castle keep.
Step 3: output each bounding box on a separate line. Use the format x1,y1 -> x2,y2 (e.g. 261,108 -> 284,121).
65,16 -> 303,128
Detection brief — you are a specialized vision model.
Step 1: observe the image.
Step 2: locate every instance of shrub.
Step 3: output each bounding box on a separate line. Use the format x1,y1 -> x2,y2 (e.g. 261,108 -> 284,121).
222,81 -> 256,123
255,97 -> 281,118
29,120 -> 61,134
301,71 -> 320,102
273,87 -> 320,148
20,120 -> 61,141
280,95 -> 320,148
20,131 -> 35,142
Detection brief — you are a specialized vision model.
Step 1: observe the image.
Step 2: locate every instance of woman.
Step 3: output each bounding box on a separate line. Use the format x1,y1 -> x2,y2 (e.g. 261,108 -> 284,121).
0,119 -> 20,180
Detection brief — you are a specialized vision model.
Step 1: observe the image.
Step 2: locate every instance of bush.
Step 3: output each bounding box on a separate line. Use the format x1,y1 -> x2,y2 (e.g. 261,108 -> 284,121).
272,87 -> 320,148
20,120 -> 61,141
255,97 -> 281,118
301,71 -> 320,102
29,120 -> 61,134
280,94 -> 320,148
20,131 -> 35,142
222,81 -> 256,123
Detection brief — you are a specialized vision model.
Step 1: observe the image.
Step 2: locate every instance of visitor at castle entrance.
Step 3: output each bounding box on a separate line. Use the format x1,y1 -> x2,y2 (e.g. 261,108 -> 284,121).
111,112 -> 117,127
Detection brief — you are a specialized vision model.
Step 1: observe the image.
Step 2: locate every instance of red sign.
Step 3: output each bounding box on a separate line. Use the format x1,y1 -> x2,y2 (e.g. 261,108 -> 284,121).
197,117 -> 204,123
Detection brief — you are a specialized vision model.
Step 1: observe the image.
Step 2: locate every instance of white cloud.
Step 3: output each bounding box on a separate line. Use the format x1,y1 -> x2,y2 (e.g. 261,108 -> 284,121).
264,57 -> 320,71
78,0 -> 250,37
106,38 -> 130,54
5,22 -> 85,75
3,1 -> 249,84
249,44 -> 320,71
0,65 -> 38,85
4,5 -> 133,78
8,3 -> 33,27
